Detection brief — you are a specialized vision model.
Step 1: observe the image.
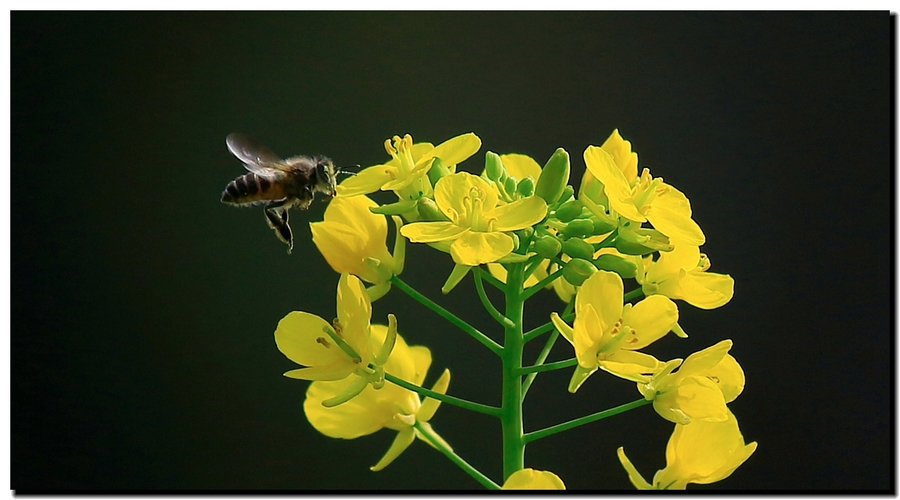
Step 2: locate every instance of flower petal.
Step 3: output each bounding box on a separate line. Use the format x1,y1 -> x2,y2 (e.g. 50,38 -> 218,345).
435,172 -> 499,219
401,222 -> 469,243
275,311 -> 349,369
418,133 -> 481,167
370,428 -> 416,471
598,350 -> 661,383
583,145 -> 645,222
450,231 -> 514,266
323,195 -> 387,243
336,165 -> 397,197
500,153 -> 542,183
601,129 -> 639,184
487,196 -> 548,231
621,295 -> 678,349
304,378 -> 391,439
679,272 -> 735,309
336,273 -> 372,361
645,184 -> 705,245
502,469 -> 566,490
577,270 -> 624,335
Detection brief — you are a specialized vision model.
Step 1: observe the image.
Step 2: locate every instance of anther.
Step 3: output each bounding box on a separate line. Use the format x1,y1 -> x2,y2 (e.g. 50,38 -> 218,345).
316,337 -> 331,348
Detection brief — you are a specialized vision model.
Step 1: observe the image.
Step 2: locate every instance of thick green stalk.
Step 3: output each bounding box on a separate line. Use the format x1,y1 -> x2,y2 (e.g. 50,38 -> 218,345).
500,262 -> 526,481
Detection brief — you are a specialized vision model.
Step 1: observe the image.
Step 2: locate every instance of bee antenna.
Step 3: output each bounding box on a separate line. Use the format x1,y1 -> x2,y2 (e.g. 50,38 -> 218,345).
338,164 -> 360,177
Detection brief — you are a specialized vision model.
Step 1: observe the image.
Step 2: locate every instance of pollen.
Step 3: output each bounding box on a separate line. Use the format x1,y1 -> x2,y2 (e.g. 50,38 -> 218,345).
316,337 -> 331,348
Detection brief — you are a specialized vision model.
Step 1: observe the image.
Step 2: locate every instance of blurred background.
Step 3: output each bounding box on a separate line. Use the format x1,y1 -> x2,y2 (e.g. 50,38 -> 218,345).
11,11 -> 891,491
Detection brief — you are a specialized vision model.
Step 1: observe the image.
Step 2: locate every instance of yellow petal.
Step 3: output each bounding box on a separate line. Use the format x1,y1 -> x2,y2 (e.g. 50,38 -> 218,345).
645,185 -> 705,245
550,312 -> 576,345
401,221 -> 469,242
680,272 -> 734,309
621,295 -> 678,349
418,132 -> 481,167
577,270 -> 624,334
336,165 -> 397,197
449,231 -> 514,266
502,469 -> 566,490
336,274 -> 372,360
662,410 -> 757,486
646,245 -> 700,284
598,350 -> 661,383
583,146 -> 645,222
283,362 -> 357,381
487,196 -> 548,231
712,354 -> 745,403
275,311 -> 350,370
500,153 -> 542,182
323,195 -> 387,243
434,172 -> 498,219
303,379 -> 390,439
310,222 -> 371,277
572,304 -> 603,369
601,129 -> 639,184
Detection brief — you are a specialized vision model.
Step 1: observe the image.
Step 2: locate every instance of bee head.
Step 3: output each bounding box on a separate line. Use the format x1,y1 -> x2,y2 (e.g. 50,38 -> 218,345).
314,157 -> 338,197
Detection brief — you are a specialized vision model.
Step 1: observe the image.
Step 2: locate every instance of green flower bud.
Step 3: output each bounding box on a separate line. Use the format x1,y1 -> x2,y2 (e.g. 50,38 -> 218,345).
555,185 -> 575,205
485,151 -> 505,181
516,226 -> 534,242
504,176 -> 518,197
417,197 -> 449,222
533,235 -> 562,259
554,199 -> 584,223
562,258 -> 596,286
561,219 -> 595,239
427,157 -> 451,187
590,216 -> 617,235
562,237 -> 594,260
508,232 -> 520,252
593,254 -> 637,279
535,148 -> 571,204
516,176 -> 535,197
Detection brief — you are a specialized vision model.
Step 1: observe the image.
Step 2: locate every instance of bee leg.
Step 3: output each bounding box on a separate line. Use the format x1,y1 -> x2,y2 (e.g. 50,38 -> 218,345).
264,204 -> 294,254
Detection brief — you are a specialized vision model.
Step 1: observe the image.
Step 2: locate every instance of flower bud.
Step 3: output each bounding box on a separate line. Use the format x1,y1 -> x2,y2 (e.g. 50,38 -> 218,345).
535,148 -> 570,204
590,215 -> 617,235
504,176 -> 518,197
593,254 -> 637,279
417,197 -> 448,222
562,258 -> 597,286
555,185 -> 575,205
516,226 -> 534,242
615,226 -> 674,255
562,237 -> 594,261
554,199 -> 584,223
516,176 -> 535,197
534,234 -> 562,258
484,151 -> 505,181
427,157 -> 451,187
561,219 -> 595,239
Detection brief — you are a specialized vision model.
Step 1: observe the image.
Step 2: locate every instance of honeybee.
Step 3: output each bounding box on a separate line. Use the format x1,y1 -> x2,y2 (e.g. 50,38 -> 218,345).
221,133 -> 339,254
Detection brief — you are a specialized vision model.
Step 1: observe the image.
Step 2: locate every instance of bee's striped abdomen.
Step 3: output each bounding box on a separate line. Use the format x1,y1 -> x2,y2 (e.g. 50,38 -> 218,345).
221,172 -> 285,205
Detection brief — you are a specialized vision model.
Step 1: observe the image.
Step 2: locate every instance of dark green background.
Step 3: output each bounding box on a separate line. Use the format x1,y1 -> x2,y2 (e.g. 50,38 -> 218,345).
12,12 -> 892,491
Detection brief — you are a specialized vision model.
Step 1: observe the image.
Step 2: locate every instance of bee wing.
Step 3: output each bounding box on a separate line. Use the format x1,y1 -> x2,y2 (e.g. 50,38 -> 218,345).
226,133 -> 294,177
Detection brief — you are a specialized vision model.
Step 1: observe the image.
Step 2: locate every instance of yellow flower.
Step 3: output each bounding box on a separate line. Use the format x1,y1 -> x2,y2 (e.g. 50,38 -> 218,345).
617,410 -> 757,489
639,244 -> 734,309
274,273 -> 373,381
550,270 -> 677,391
502,469 -> 566,490
400,172 -> 548,266
304,325 -> 451,471
582,130 -> 705,246
638,340 -> 745,424
310,194 -> 405,298
336,133 -> 482,201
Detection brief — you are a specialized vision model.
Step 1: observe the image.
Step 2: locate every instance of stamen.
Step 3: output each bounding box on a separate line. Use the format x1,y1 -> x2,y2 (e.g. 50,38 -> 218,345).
332,319 -> 344,337
384,139 -> 396,156
316,337 -> 331,348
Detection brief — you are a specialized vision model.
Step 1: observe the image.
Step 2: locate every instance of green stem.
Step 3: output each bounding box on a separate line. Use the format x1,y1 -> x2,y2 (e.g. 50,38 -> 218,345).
390,276 -> 503,356
521,266 -> 565,301
522,254 -> 545,282
414,421 -> 501,490
515,358 -> 577,375
384,373 -> 501,417
473,269 -> 514,328
500,262 -> 526,482
521,299 -> 575,398
522,398 -> 651,444
623,287 -> 645,302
